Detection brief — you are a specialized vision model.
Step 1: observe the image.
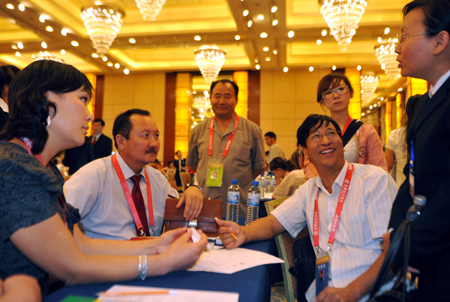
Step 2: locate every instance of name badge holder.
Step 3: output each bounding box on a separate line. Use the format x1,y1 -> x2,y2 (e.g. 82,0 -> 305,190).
409,140 -> 415,199
205,115 -> 239,188
313,164 -> 354,297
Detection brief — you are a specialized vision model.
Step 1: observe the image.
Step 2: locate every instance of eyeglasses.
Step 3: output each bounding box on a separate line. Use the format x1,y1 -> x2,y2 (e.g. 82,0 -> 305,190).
308,130 -> 338,142
321,86 -> 349,100
397,33 -> 427,44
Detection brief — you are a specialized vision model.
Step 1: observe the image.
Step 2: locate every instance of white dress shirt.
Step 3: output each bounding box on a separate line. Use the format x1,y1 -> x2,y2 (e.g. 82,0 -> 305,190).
272,162 -> 398,301
64,152 -> 178,240
0,98 -> 8,113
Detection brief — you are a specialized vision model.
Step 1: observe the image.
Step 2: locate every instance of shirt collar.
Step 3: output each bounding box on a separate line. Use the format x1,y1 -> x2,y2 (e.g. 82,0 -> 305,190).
0,98 -> 8,113
213,113 -> 241,135
314,161 -> 350,195
429,69 -> 450,98
94,133 -> 102,139
115,152 -> 145,180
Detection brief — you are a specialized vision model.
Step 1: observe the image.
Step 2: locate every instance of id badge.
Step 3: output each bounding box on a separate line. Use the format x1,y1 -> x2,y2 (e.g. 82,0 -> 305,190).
315,248 -> 330,296
206,159 -> 224,187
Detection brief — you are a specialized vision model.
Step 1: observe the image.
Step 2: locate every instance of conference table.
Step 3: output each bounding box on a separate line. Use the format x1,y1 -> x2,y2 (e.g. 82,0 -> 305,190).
45,235 -> 279,302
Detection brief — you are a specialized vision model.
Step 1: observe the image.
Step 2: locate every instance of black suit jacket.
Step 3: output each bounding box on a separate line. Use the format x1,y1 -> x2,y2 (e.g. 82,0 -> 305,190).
63,137 -> 94,175
0,107 -> 7,131
173,158 -> 186,186
389,78 -> 450,301
89,134 -> 112,160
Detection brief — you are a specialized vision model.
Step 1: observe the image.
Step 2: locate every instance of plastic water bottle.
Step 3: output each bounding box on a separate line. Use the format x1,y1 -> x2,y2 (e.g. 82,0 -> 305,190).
259,174 -> 265,198
226,179 -> 240,223
270,173 -> 276,192
406,195 -> 427,222
246,181 -> 261,226
264,173 -> 271,194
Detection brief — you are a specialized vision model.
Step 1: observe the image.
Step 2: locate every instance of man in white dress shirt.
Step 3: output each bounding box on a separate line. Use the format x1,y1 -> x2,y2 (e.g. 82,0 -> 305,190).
217,114 -> 397,302
65,109 -> 204,240
265,131 -> 285,164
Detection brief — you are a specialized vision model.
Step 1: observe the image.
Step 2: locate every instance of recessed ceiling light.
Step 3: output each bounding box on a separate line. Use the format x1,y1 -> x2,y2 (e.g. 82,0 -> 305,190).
374,104 -> 377,107
272,20 -> 278,26
384,27 -> 390,34
316,39 -> 322,45
235,35 -> 240,40
243,9 -> 249,17
260,32 -> 268,38
71,41 -> 79,47
17,42 -> 23,49
257,14 -> 264,20
361,112 -> 365,116
381,97 -> 384,101
283,67 -> 288,73
60,49 -> 66,55
61,29 -> 68,36
129,38 -> 136,44
398,88 -> 403,92
115,63 -> 120,69
92,53 -> 99,58
6,3 -> 14,10
369,105 -> 373,109
247,20 -> 252,27
288,31 -> 294,38
124,68 -> 129,75
39,14 -> 47,23
255,64 -> 260,70
321,29 -> 327,36
45,26 -> 53,32
332,65 -> 336,71
194,35 -> 201,41
11,45 -> 17,49
357,65 -> 362,70
377,37 -> 382,43
273,49 -> 278,55
265,57 -> 271,61
309,66 -> 314,72
254,58 -> 259,63
263,46 -> 269,52
15,51 -> 21,57
18,3 -> 25,11
271,6 -> 278,13
41,42 -> 47,49
102,56 -> 108,61
107,62 -> 113,67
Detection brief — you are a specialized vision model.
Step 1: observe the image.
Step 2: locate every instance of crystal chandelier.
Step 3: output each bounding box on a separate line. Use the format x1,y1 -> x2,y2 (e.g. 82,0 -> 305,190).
32,51 -> 64,63
194,45 -> 226,84
375,38 -> 401,80
319,0 -> 368,51
81,4 -> 125,56
360,74 -> 378,103
135,0 -> 166,21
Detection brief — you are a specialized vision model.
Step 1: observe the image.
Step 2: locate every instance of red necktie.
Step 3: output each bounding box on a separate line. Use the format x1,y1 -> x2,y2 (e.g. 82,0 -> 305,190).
91,136 -> 97,145
130,175 -> 150,236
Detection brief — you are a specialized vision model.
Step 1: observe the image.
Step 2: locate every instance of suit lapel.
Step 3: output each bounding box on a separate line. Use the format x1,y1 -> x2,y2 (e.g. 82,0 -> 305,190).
410,78 -> 450,139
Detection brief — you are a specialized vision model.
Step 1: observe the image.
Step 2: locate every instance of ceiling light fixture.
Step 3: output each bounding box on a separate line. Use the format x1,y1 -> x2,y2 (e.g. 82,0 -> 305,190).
273,49 -> 278,55
309,66 -> 314,72
115,63 -> 120,69
288,31 -> 294,38
271,6 -> 278,13
107,62 -> 113,67
18,3 -> 25,11
272,19 -> 278,26
257,14 -> 264,20
41,42 -> 47,49
135,0 -> 166,21
81,3 -> 125,56
360,75 -> 379,102
317,39 -> 322,45
6,3 -> 14,10
71,41 -> 79,47
332,65 -> 336,70
384,27 -> 390,34
321,29 -> 327,36
283,67 -> 288,72
92,53 -> 99,58
260,32 -> 268,38
319,0 -> 367,51
243,9 -> 249,17
265,57 -> 271,61
124,68 -> 130,75
60,49 -> 66,55
263,46 -> 269,52
375,38 -> 401,80
357,65 -> 362,70
235,35 -> 240,40
247,20 -> 253,27
129,38 -> 136,44
17,42 -> 23,49
15,51 -> 20,57
39,14 -> 48,23
45,26 -> 53,32
194,45 -> 226,83
255,64 -> 260,70
32,51 -> 64,63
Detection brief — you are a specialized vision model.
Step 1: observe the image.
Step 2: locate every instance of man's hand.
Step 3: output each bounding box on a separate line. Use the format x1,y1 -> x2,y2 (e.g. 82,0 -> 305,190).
216,218 -> 245,249
176,186 -> 203,221
155,227 -> 187,254
316,286 -> 360,302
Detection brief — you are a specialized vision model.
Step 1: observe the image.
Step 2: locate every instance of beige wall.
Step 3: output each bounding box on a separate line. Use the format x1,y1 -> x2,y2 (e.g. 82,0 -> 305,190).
260,69 -> 330,160
102,73 -> 167,162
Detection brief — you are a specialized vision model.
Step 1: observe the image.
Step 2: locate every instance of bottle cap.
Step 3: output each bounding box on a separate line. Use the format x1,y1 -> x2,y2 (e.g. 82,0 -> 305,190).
231,179 -> 238,185
414,195 -> 427,207
252,180 -> 259,186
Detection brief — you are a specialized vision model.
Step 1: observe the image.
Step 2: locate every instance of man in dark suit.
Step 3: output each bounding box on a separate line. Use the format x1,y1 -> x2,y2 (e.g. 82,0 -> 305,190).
89,118 -> 113,160
63,136 -> 94,175
385,1 -> 450,301
173,150 -> 186,187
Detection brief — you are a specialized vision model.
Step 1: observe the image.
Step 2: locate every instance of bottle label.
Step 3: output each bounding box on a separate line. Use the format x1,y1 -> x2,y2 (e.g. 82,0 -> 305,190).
227,192 -> 240,205
247,193 -> 260,206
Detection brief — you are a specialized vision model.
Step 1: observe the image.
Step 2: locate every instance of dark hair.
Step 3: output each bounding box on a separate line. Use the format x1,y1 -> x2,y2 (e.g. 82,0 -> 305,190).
403,0 -> 450,37
93,118 -> 105,126
290,148 -> 301,170
175,150 -> 181,156
0,60 -> 93,154
264,131 -> 276,140
0,65 -> 20,99
265,150 -> 270,156
113,109 -> 150,149
168,160 -> 174,166
297,114 -> 342,148
316,73 -> 354,103
269,157 -> 297,172
210,79 -> 239,98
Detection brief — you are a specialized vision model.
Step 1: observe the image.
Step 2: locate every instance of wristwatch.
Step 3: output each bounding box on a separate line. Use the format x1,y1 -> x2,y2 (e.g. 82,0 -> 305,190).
186,184 -> 203,194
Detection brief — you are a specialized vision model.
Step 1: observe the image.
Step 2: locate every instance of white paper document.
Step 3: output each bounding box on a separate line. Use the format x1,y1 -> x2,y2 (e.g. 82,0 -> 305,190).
188,247 -> 284,274
97,285 -> 239,302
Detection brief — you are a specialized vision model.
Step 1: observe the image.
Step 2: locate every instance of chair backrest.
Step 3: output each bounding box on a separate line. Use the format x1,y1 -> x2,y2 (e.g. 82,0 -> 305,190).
167,172 -> 176,181
168,179 -> 178,190
265,197 -> 309,302
180,171 -> 188,192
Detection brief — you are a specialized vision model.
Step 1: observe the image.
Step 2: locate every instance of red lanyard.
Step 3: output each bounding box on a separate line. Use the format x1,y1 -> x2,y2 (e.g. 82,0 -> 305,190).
208,115 -> 240,159
112,153 -> 155,236
313,164 -> 354,250
341,116 -> 353,135
19,138 -> 73,232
